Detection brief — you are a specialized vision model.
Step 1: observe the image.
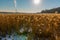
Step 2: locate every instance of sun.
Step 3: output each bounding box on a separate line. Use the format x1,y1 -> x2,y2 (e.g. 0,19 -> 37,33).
34,0 -> 42,5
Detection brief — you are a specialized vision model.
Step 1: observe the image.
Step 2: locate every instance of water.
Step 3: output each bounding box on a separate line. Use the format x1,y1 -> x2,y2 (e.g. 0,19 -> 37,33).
0,27 -> 32,40
1,34 -> 28,40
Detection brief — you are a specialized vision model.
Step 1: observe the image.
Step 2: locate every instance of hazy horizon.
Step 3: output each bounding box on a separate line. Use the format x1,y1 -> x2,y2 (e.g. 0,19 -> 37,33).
0,0 -> 60,13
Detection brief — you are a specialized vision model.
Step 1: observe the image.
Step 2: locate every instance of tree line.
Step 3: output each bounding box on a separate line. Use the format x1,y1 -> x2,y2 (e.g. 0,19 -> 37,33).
41,7 -> 60,13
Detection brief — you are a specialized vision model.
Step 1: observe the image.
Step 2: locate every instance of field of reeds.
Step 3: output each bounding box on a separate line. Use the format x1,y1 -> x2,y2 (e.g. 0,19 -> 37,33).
0,13 -> 60,40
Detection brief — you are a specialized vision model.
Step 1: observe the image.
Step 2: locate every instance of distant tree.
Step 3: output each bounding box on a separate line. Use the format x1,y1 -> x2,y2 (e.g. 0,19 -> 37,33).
41,7 -> 60,13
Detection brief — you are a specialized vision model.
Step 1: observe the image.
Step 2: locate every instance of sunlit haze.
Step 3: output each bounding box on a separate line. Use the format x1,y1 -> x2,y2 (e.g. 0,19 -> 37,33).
0,0 -> 60,13
33,0 -> 42,5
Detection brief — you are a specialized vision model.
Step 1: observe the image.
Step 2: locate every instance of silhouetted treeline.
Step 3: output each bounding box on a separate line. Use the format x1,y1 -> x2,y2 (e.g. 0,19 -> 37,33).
41,7 -> 60,13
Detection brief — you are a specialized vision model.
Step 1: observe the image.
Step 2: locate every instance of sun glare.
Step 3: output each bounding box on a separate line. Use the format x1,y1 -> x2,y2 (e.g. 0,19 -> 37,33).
34,0 -> 42,5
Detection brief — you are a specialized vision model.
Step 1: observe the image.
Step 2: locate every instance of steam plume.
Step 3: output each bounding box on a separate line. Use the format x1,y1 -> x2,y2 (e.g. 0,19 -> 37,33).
14,0 -> 17,12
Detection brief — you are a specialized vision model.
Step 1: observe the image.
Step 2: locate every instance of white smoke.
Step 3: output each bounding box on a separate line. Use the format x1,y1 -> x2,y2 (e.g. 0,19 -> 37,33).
14,0 -> 17,12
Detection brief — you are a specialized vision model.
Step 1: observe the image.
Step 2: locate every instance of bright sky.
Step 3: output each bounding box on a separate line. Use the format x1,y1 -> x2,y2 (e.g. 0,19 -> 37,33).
0,0 -> 60,13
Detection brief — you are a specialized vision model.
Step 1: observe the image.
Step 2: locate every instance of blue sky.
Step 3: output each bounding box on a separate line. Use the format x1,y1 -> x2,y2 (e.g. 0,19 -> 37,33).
0,0 -> 60,13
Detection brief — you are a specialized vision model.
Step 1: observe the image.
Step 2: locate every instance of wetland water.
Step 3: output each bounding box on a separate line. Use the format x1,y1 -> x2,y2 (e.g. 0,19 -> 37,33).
0,34 -> 28,40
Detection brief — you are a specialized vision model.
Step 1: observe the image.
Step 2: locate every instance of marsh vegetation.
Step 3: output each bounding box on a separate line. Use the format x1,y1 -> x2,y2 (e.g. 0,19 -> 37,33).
0,13 -> 60,40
